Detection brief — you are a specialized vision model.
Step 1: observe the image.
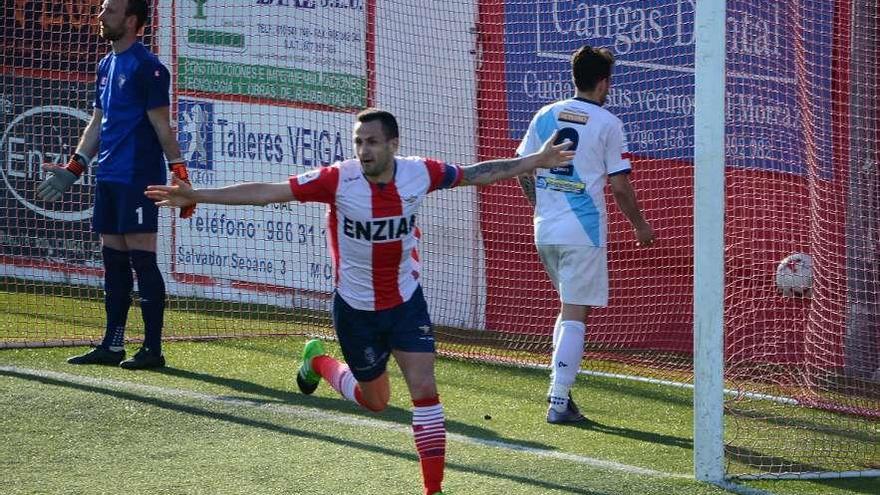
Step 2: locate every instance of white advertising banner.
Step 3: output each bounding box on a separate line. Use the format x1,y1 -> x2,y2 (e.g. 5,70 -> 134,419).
176,0 -> 367,107
174,97 -> 352,294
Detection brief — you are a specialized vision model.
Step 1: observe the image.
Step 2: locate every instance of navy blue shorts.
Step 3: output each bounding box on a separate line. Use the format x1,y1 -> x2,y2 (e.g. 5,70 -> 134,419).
92,180 -> 159,234
333,286 -> 435,382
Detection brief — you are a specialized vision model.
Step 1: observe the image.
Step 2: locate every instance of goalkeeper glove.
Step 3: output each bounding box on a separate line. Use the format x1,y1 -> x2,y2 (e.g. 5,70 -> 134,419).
37,153 -> 88,201
168,159 -> 196,219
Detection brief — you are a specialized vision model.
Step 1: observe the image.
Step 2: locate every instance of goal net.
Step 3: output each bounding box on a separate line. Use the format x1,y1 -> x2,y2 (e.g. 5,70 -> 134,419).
1,0 -> 877,479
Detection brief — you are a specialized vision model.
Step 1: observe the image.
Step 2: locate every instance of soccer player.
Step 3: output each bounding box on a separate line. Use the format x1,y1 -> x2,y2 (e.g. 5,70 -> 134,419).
146,108 -> 574,495
37,0 -> 194,369
516,46 -> 655,424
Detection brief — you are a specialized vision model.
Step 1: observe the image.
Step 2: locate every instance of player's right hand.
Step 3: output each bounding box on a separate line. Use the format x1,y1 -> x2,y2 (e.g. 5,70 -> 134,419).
536,130 -> 575,168
37,154 -> 87,201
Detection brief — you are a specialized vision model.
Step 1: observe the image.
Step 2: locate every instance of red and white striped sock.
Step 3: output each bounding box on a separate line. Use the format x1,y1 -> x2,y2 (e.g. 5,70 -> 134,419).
312,355 -> 364,407
412,395 -> 446,495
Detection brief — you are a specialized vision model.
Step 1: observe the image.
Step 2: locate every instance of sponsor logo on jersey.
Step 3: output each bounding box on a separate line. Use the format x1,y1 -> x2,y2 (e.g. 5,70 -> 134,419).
297,169 -> 321,184
558,110 -> 589,125
342,214 -> 417,242
536,176 -> 585,194
549,165 -> 573,176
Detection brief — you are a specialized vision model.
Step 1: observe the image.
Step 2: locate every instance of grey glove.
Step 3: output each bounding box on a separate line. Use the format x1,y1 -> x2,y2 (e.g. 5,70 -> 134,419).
37,167 -> 80,201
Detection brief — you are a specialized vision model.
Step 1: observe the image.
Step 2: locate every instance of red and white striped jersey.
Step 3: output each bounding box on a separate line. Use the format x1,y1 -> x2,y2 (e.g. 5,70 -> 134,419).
289,157 -> 463,311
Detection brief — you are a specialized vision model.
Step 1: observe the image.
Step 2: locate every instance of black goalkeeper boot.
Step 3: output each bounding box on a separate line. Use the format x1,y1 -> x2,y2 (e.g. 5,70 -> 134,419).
67,346 -> 125,365
119,347 -> 165,370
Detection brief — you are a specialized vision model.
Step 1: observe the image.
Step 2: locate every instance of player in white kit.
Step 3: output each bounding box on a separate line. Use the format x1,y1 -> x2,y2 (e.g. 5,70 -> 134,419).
517,46 -> 655,424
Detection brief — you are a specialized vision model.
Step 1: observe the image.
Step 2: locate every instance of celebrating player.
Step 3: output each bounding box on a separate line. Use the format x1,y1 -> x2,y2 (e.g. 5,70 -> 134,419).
517,46 -> 655,424
37,0 -> 194,369
146,108 -> 574,495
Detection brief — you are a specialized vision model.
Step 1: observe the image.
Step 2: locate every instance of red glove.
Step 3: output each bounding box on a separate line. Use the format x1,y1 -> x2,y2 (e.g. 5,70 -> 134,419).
168,159 -> 196,219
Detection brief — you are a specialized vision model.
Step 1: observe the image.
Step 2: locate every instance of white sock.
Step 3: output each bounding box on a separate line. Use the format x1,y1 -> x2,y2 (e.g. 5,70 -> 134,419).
551,315 -> 563,349
549,315 -> 563,390
548,320 -> 586,411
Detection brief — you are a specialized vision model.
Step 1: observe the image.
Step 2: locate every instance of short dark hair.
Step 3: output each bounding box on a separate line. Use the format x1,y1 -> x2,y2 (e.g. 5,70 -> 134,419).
126,0 -> 149,30
571,46 -> 614,92
356,108 -> 399,140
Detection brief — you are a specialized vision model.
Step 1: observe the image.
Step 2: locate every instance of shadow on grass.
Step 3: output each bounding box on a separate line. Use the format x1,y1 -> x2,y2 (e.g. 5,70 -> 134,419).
728,446 -> 880,495
198,337 -> 310,360
1,368 -> 611,495
727,406 -> 880,445
800,477 -> 880,495
160,365 -> 696,455
442,358 -> 694,409
566,417 -> 693,450
153,366 -> 558,452
588,376 -> 693,408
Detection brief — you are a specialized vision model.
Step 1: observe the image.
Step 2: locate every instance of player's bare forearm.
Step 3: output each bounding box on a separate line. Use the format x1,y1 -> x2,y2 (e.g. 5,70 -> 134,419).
460,157 -> 532,186
191,181 -> 294,206
76,111 -> 102,159
518,174 -> 536,206
610,173 -> 655,246
612,185 -> 647,228
159,134 -> 183,163
460,132 -> 574,186
147,107 -> 184,161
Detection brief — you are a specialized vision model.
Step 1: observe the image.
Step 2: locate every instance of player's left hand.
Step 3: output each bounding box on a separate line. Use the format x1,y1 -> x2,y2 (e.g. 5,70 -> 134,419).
146,175 -> 197,210
536,130 -> 576,168
635,223 -> 655,247
169,161 -> 196,218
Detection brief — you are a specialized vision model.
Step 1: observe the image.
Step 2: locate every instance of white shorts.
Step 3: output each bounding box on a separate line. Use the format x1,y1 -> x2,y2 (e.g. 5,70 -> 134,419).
537,244 -> 608,307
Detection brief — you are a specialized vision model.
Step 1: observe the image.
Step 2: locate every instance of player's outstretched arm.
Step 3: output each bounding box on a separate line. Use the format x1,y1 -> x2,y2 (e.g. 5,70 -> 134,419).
459,131 -> 574,186
145,176 -> 295,208
37,110 -> 102,201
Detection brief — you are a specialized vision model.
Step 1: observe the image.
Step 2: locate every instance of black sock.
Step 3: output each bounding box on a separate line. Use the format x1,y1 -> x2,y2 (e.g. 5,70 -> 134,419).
101,246 -> 132,350
130,250 -> 166,353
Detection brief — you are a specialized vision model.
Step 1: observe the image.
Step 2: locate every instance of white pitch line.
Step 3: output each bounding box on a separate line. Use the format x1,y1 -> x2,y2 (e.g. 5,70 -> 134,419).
2,365 -> 687,479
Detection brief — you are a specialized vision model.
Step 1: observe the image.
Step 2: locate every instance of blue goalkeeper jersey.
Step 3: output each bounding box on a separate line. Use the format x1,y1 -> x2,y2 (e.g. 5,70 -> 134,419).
94,42 -> 169,185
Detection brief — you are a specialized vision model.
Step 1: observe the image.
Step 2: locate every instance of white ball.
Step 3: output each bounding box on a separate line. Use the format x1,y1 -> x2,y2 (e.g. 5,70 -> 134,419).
775,253 -> 813,297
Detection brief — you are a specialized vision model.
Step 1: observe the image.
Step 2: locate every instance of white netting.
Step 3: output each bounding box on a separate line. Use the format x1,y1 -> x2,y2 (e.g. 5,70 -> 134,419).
1,0 -> 877,478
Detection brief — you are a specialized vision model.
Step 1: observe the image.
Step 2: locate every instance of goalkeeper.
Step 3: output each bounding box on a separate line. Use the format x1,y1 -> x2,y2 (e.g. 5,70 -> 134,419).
37,0 -> 193,369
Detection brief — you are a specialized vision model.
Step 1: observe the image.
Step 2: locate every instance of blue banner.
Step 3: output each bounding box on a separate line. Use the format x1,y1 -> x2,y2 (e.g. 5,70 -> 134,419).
503,0 -> 833,175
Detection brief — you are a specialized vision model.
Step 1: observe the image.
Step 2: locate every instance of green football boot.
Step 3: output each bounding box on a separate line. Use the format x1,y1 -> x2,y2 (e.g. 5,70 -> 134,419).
296,339 -> 325,395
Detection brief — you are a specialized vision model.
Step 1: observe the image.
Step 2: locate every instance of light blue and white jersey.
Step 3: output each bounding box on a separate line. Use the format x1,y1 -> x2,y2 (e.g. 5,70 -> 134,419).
516,97 -> 632,247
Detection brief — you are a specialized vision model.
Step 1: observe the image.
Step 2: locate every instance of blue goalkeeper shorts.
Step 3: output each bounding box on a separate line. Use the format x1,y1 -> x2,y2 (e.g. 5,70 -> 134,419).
332,285 -> 435,382
92,180 -> 159,234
